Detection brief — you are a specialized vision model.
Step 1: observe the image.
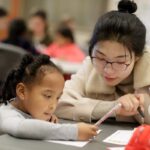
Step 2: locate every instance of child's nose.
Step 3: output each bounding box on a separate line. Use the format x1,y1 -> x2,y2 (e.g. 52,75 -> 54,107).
48,103 -> 57,111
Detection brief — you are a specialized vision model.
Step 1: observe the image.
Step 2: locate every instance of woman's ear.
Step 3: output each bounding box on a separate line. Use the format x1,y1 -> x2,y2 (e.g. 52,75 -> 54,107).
16,83 -> 27,101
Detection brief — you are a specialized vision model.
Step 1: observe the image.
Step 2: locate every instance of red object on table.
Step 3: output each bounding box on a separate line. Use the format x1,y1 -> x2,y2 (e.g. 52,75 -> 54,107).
125,125 -> 150,150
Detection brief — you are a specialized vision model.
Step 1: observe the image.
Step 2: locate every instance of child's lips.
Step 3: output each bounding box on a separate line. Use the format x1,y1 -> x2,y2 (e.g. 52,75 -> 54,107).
44,112 -> 51,114
44,112 -> 52,120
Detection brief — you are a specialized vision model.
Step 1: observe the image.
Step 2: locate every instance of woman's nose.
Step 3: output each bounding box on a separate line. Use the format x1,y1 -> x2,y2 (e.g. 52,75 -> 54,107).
104,63 -> 114,74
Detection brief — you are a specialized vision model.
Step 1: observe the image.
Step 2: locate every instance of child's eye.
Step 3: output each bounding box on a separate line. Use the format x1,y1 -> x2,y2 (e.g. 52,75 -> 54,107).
57,96 -> 60,101
44,95 -> 51,99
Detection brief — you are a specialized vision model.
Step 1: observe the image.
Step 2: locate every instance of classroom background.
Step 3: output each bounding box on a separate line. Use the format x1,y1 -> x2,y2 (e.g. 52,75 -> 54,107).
0,0 -> 150,94
0,0 -> 150,52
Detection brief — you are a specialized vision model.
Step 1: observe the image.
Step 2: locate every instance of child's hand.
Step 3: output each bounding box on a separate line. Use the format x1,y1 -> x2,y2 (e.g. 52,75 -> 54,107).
116,94 -> 144,116
77,123 -> 98,141
49,114 -> 59,123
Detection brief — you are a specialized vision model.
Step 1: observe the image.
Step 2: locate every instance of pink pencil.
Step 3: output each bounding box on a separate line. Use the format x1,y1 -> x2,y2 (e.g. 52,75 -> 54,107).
95,103 -> 122,127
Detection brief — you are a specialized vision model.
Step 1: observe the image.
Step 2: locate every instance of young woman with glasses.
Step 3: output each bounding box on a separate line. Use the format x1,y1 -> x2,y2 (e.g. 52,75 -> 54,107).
55,0 -> 150,124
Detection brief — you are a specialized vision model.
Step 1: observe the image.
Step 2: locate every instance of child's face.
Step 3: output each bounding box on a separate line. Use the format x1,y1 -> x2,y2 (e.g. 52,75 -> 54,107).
55,33 -> 70,45
21,72 -> 64,121
92,40 -> 138,86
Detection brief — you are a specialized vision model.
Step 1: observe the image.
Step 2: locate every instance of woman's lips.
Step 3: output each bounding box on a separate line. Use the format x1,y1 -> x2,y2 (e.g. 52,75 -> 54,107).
104,76 -> 117,82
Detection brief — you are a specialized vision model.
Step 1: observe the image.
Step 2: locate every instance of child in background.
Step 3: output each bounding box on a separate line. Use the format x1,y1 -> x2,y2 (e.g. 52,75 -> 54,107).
0,54 -> 97,140
44,26 -> 85,63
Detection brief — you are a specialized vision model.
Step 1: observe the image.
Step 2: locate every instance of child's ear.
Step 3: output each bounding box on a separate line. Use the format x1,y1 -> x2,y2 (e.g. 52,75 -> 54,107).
135,56 -> 140,62
16,83 -> 27,101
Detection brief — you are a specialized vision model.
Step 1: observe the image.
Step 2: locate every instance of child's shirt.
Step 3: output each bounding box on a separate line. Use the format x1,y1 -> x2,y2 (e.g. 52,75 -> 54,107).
44,43 -> 85,63
0,103 -> 78,140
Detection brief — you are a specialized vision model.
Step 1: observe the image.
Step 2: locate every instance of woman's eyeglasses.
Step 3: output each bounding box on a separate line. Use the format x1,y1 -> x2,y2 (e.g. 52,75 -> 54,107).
91,57 -> 131,71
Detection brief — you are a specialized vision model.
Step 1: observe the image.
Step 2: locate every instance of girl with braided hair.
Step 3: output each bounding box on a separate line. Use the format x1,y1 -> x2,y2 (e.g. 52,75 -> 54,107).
0,54 -> 98,140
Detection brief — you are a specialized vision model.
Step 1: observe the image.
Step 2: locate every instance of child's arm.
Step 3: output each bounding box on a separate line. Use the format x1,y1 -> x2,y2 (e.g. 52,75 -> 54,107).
1,116 -> 78,140
0,110 -> 97,140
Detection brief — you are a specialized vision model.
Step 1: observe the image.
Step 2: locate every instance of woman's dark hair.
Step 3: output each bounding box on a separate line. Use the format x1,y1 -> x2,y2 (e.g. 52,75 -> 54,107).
56,25 -> 75,43
30,10 -> 47,21
8,19 -> 27,39
89,0 -> 146,57
2,54 -> 62,104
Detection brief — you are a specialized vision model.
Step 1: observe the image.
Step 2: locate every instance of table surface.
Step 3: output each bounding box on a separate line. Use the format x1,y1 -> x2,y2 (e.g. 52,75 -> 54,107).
0,120 -> 138,150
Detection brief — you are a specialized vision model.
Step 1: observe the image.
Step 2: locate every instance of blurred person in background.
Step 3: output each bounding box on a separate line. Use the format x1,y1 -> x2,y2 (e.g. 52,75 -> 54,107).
59,15 -> 89,55
3,18 -> 38,55
28,10 -> 52,53
44,25 -> 85,63
59,15 -> 76,33
0,7 -> 9,41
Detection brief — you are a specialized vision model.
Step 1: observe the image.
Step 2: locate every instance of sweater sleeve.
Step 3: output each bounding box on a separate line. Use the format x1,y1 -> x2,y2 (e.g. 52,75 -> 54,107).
91,100 -> 117,120
0,109 -> 78,140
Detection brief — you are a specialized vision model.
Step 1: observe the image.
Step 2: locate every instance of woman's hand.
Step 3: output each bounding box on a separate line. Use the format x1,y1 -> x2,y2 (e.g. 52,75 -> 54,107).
77,123 -> 98,141
115,94 -> 144,116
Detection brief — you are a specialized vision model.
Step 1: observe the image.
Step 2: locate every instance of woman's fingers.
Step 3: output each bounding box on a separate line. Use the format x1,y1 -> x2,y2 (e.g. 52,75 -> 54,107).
129,95 -> 139,112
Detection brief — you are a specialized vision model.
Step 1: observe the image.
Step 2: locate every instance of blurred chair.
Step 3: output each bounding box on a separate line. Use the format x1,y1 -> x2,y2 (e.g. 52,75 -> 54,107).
0,43 -> 27,100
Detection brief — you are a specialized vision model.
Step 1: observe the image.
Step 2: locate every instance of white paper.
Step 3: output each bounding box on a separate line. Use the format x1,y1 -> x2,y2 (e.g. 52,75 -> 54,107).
46,130 -> 101,147
107,147 -> 125,150
46,140 -> 88,147
103,130 -> 134,145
